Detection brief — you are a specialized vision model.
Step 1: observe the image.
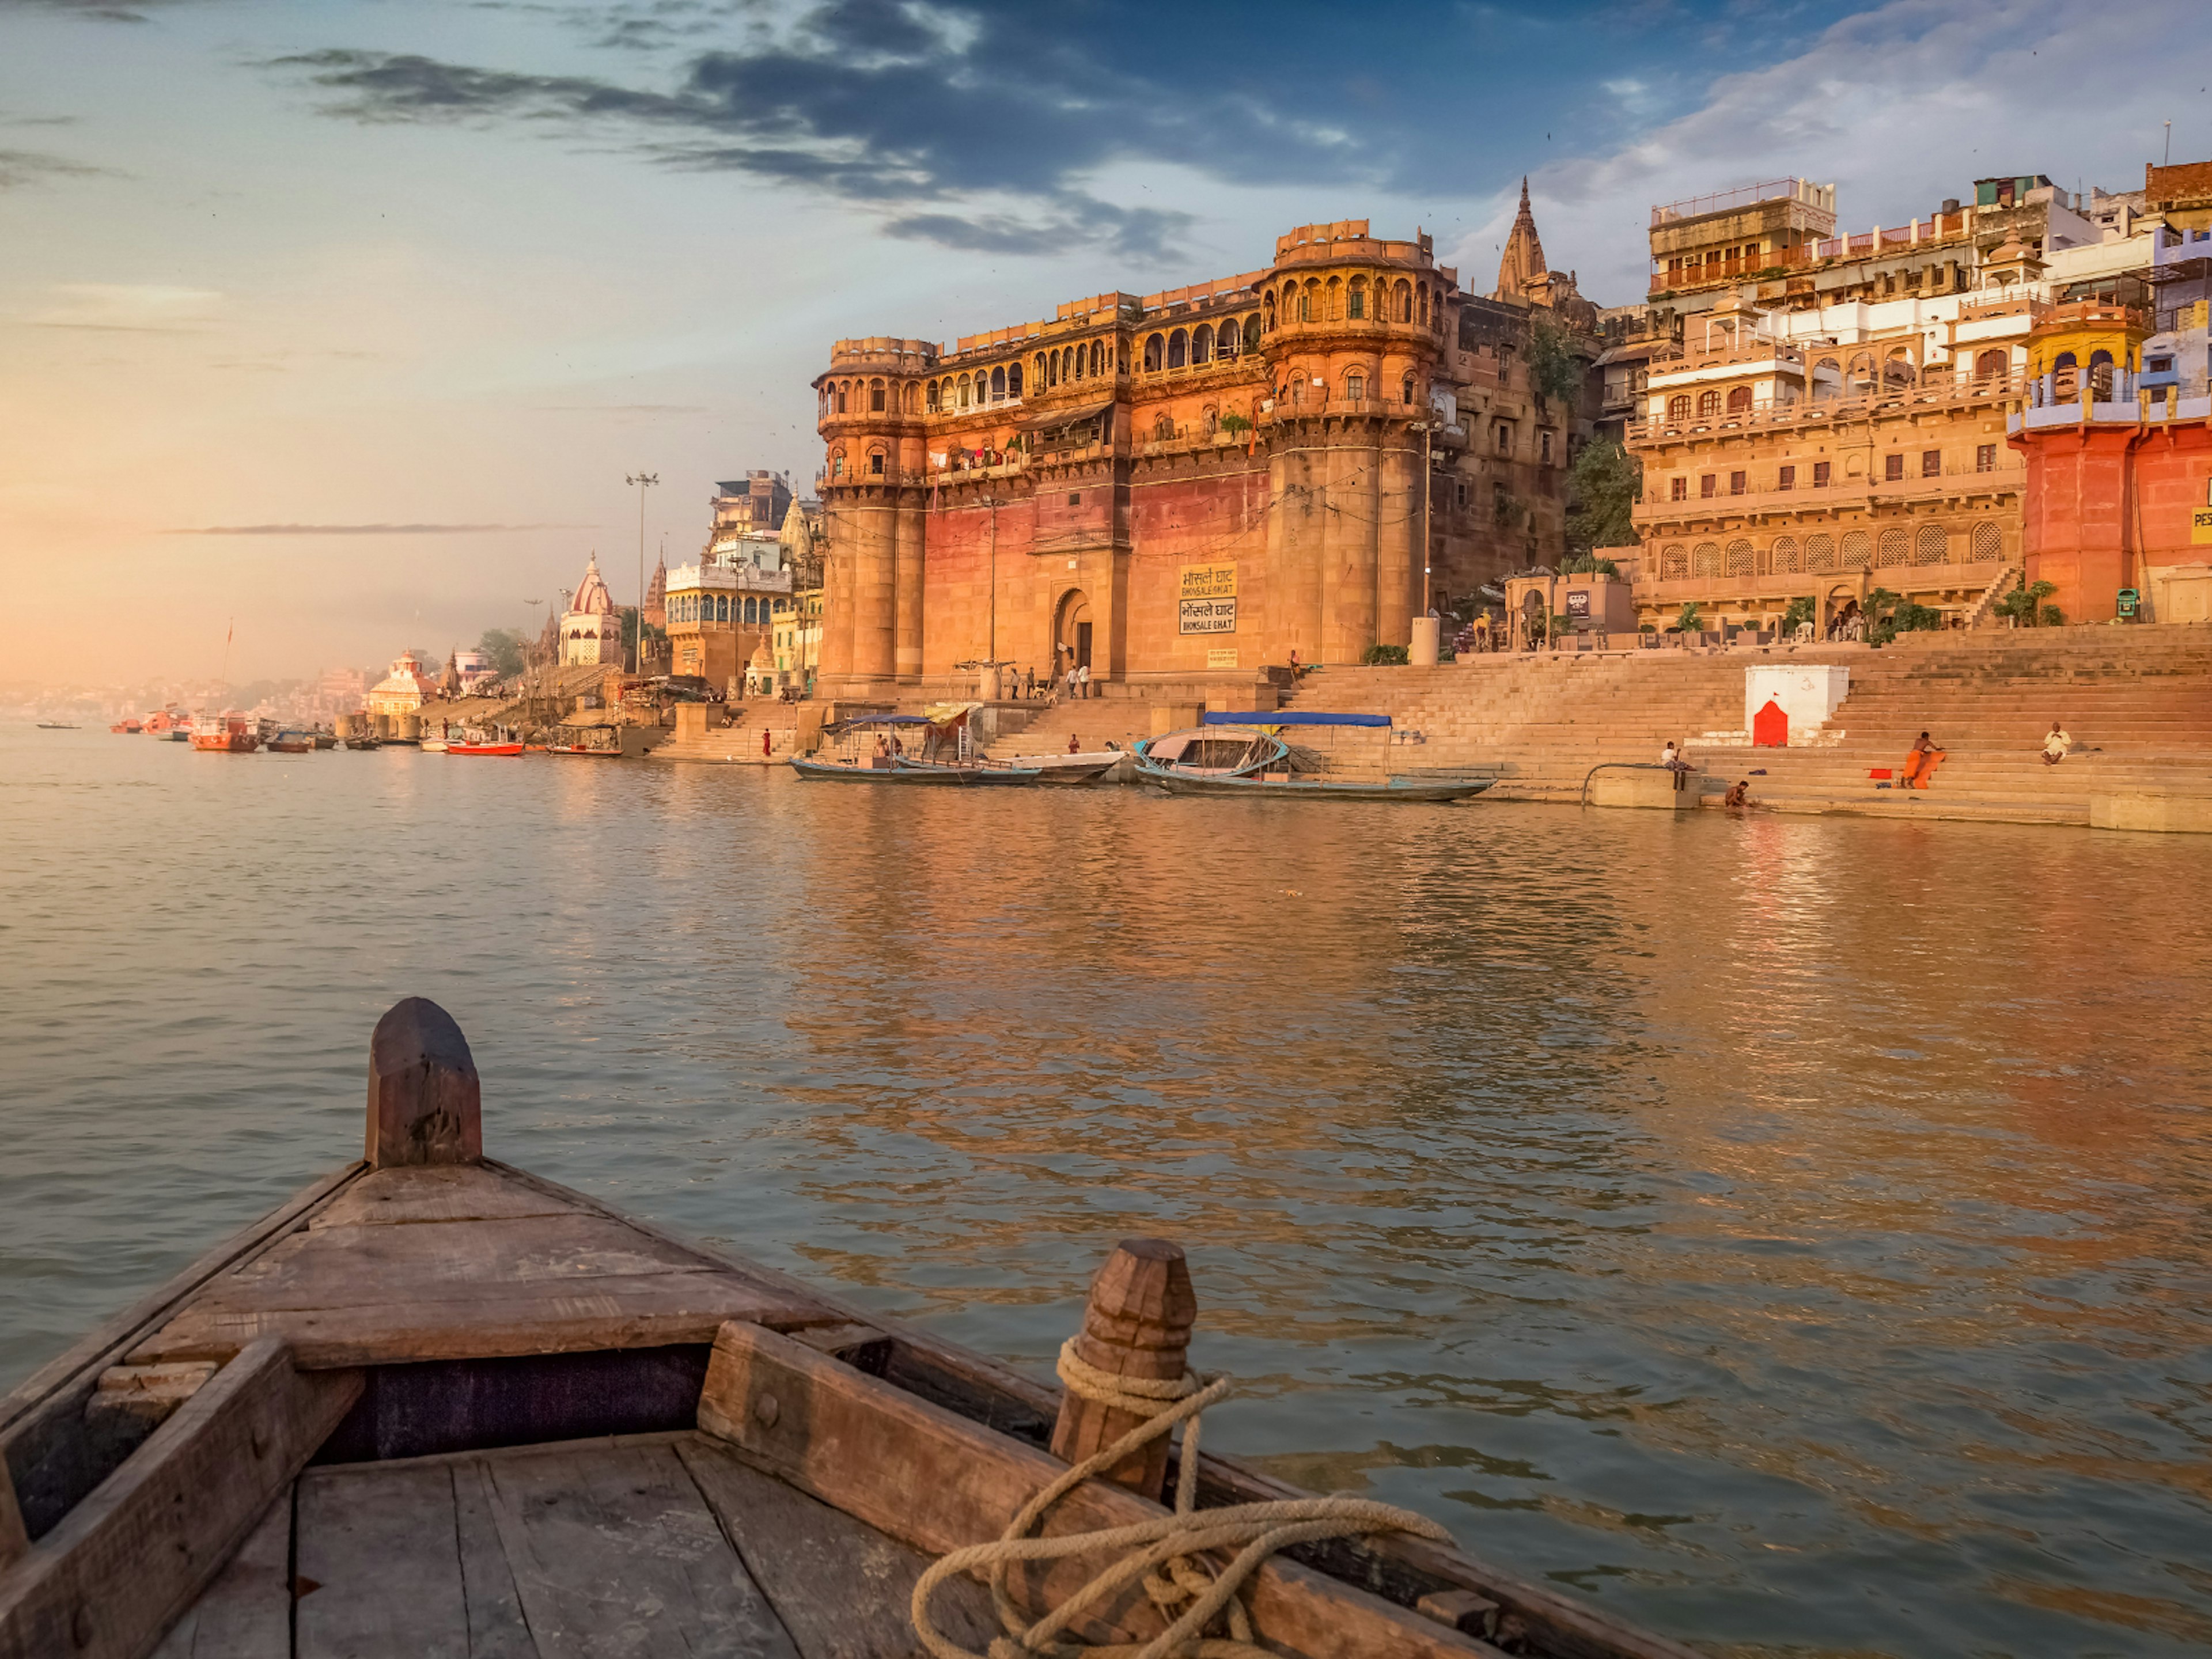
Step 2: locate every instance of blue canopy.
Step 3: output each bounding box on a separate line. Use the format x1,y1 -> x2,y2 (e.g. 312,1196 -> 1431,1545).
842,714 -> 934,726
1203,711 -> 1391,728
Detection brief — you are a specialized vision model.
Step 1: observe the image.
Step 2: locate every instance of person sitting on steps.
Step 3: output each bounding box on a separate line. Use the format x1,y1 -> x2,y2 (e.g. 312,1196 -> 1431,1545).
2041,721 -> 2073,766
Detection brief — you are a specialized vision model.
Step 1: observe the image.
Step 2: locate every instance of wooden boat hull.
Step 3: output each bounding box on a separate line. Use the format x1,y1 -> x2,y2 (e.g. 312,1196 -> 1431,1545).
547,745 -> 620,757
266,740 -> 314,755
190,733 -> 260,753
1137,763 -> 1493,802
892,758 -> 1046,786
789,756 -> 975,783
0,1000 -> 1698,1659
447,743 -> 524,756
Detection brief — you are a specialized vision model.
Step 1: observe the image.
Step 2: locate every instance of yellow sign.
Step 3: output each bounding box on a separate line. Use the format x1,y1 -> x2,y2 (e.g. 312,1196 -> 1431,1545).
2192,507 -> 2212,544
1179,562 -> 1238,600
1206,647 -> 1238,669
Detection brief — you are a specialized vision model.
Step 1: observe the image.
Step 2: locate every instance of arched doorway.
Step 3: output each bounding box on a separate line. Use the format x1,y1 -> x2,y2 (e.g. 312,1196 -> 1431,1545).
1055,589 -> 1094,675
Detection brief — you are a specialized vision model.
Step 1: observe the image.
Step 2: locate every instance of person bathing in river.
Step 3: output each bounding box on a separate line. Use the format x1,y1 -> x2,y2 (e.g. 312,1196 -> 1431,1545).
1723,779 -> 1750,808
2041,721 -> 2073,765
1899,730 -> 1945,789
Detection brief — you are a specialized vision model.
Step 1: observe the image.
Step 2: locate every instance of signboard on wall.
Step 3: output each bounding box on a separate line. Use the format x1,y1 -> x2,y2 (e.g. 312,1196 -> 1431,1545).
1207,648 -> 1238,669
1179,561 -> 1238,634
1566,590 -> 1591,619
2192,506 -> 2212,544
1179,562 -> 1237,599
1179,597 -> 1237,634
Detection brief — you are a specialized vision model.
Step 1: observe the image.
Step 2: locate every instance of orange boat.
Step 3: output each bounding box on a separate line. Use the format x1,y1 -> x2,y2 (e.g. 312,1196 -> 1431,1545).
190,714 -> 261,753
448,740 -> 524,756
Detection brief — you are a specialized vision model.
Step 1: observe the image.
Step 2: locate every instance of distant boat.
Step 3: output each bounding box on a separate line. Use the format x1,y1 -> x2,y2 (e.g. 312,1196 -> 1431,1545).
266,730 -> 315,755
448,733 -> 523,756
892,755 -> 1045,786
109,718 -> 143,734
312,732 -> 338,750
790,755 -> 975,783
36,721 -> 78,730
190,714 -> 260,753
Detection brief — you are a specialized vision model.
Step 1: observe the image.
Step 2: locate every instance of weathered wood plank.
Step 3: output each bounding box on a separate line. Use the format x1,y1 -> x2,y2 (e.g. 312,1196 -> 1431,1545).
149,1488 -> 293,1659
0,1339 -> 362,1659
296,1462 -> 472,1659
0,1162 -> 364,1538
309,1165 -> 578,1230
0,1471 -> 24,1573
482,1440 -> 801,1658
452,1459 -> 538,1659
130,1283 -> 822,1370
675,1435 -> 1001,1659
82,1363 -> 221,1475
696,1323 -> 1497,1659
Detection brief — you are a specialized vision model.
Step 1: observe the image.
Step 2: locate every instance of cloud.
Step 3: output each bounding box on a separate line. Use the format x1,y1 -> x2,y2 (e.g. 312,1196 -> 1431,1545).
0,147 -> 108,189
0,0 -> 179,19
29,283 -> 221,331
1452,0 -> 2204,304
264,1 -> 1386,257
166,522 -> 586,536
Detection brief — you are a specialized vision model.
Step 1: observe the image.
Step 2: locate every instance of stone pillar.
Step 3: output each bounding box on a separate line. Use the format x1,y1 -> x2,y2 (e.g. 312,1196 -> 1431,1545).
1319,435 -> 1377,664
895,490 -> 926,683
1267,430 -> 1323,664
1376,431 -> 1418,649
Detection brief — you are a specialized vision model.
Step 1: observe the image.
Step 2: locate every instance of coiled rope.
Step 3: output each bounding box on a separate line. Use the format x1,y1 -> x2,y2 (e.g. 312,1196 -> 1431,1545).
910,1339 -> 1450,1659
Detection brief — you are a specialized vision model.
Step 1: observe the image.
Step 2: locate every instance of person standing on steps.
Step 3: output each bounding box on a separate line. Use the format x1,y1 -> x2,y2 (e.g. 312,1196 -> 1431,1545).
762,726 -> 771,760
1899,731 -> 1945,790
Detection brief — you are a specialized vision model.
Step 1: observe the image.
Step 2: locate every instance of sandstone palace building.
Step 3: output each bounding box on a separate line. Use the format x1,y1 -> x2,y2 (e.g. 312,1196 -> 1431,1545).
810,212 -> 1593,697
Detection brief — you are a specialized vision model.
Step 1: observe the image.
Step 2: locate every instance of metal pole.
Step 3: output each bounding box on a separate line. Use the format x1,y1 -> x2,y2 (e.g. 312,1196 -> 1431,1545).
1422,423 -> 1433,616
624,472 -> 658,673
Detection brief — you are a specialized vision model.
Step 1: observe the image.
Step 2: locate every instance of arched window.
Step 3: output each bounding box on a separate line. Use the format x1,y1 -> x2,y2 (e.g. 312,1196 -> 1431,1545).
1696,389 -> 1721,418
1202,404 -> 1218,436
1806,533 -> 1835,573
1092,340 -> 1106,377
1971,521 -> 2002,562
2051,350 -> 2078,400
1263,293 -> 1276,332
1168,329 -> 1188,369
1725,538 -> 1754,577
1417,286 -> 1427,327
1914,524 -> 1948,565
830,450 -> 845,478
1218,322 -> 1238,359
1772,536 -> 1801,574
1395,280 -> 1412,323
1661,544 -> 1688,580
1192,324 -> 1213,365
1847,353 -> 1874,399
1883,351 -> 1914,393
1346,280 -> 1366,320
835,384 -> 848,414
1243,315 -> 1261,353
870,378 -> 885,412
1667,394 -> 1691,423
1974,349 -> 2008,381
2088,348 -> 2114,399
1812,358 -> 1842,400
957,374 -> 971,409
1344,371 -> 1365,402
869,450 -> 885,475
1144,334 -> 1165,372
905,384 -> 920,413
1876,528 -> 1907,567
1840,530 -> 1870,569
1298,284 -> 1313,322
1692,540 -> 1720,578
1403,375 -> 1416,406
1726,385 -> 1753,414
1006,364 -> 1021,399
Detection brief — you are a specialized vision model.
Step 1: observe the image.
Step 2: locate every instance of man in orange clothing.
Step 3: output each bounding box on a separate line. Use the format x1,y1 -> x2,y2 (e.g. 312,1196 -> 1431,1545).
1899,731 -> 1946,789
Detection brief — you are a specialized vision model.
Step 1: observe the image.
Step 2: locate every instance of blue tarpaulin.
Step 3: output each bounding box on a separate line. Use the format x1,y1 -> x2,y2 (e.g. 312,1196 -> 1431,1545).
1202,711 -> 1391,728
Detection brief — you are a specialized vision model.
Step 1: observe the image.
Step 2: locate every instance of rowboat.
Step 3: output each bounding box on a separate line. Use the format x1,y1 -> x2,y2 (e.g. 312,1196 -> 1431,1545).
893,756 -> 1047,786
969,751 -> 1124,786
0,1000 -> 1697,1659
266,731 -> 315,755
1135,727 -> 1493,803
448,736 -> 524,756
790,754 -> 975,783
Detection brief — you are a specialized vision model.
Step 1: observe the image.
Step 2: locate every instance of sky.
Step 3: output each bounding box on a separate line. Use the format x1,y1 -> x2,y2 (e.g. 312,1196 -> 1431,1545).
1,0 -> 2202,685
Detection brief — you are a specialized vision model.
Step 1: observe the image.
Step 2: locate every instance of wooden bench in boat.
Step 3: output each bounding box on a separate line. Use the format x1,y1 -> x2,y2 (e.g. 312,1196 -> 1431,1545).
0,998 -> 1701,1659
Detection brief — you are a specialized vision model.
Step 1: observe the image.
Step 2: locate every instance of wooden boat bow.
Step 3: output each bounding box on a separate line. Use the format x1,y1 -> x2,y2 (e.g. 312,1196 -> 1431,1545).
0,1001 -> 1700,1659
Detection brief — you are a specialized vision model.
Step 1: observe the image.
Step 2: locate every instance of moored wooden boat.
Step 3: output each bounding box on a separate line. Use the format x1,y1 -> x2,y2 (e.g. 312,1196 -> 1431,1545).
893,756 -> 1047,786
1136,728 -> 1493,803
790,754 -> 976,783
266,731 -> 315,755
0,1001 -> 1699,1659
190,715 -> 260,753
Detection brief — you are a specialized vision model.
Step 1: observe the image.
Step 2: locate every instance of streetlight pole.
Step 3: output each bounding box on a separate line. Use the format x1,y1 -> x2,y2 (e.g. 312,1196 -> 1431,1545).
626,472 -> 658,673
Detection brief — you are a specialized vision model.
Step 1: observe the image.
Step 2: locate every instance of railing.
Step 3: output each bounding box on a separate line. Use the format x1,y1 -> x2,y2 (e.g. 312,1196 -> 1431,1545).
1629,373 -> 2026,442
1652,179 -> 1832,226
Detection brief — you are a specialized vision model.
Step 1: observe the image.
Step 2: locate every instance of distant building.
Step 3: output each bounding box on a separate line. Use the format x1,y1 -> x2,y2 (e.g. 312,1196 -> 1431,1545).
365,651 -> 435,718
710,473 -> 794,555
559,556 -> 624,666
665,532 -> 798,691
453,649 -> 498,694
643,554 -> 668,630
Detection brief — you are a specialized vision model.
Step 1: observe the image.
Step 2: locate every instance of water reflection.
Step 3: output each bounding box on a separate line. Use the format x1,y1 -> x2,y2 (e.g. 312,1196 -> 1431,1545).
1,728 -> 2207,1658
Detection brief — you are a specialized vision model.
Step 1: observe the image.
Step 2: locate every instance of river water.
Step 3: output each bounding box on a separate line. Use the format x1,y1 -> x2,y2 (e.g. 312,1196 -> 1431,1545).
3,725 -> 2207,1657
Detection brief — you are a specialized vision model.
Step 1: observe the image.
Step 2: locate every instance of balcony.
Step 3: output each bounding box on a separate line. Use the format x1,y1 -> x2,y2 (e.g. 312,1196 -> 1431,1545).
1630,373 -> 2025,444
1637,463 -> 2022,527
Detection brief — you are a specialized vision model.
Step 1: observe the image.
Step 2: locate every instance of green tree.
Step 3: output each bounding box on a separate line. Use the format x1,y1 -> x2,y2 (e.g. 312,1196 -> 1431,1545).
478,627 -> 527,679
1781,596 -> 1816,634
618,607 -> 669,664
1527,317 -> 1585,414
1362,643 -> 1410,665
1561,553 -> 1619,575
1675,602 -> 1703,632
1994,578 -> 2060,627
1565,440 -> 1639,556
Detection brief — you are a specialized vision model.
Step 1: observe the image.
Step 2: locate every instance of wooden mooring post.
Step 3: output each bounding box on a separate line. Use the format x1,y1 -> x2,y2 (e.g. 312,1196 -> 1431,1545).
365,997 -> 482,1168
1048,1238 -> 1196,1501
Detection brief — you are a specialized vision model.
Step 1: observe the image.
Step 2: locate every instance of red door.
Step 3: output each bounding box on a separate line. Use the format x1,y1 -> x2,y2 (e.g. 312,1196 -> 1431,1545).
1752,698 -> 1789,747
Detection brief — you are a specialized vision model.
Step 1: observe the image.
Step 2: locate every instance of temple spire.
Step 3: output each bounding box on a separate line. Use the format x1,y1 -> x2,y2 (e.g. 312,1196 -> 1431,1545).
1494,177 -> 1549,302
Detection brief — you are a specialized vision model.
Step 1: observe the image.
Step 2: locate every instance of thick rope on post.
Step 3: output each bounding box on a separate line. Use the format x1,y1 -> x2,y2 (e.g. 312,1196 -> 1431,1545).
910,1338 -> 1450,1659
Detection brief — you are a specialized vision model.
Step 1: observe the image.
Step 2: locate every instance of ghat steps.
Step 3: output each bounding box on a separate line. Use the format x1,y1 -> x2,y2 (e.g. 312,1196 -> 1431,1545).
646,706 -> 801,766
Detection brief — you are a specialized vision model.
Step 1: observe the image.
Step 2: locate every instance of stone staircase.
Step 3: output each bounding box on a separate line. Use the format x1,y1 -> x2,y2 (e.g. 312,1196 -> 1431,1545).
1272,626 -> 2212,824
980,699 -> 1153,760
646,705 -> 802,766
